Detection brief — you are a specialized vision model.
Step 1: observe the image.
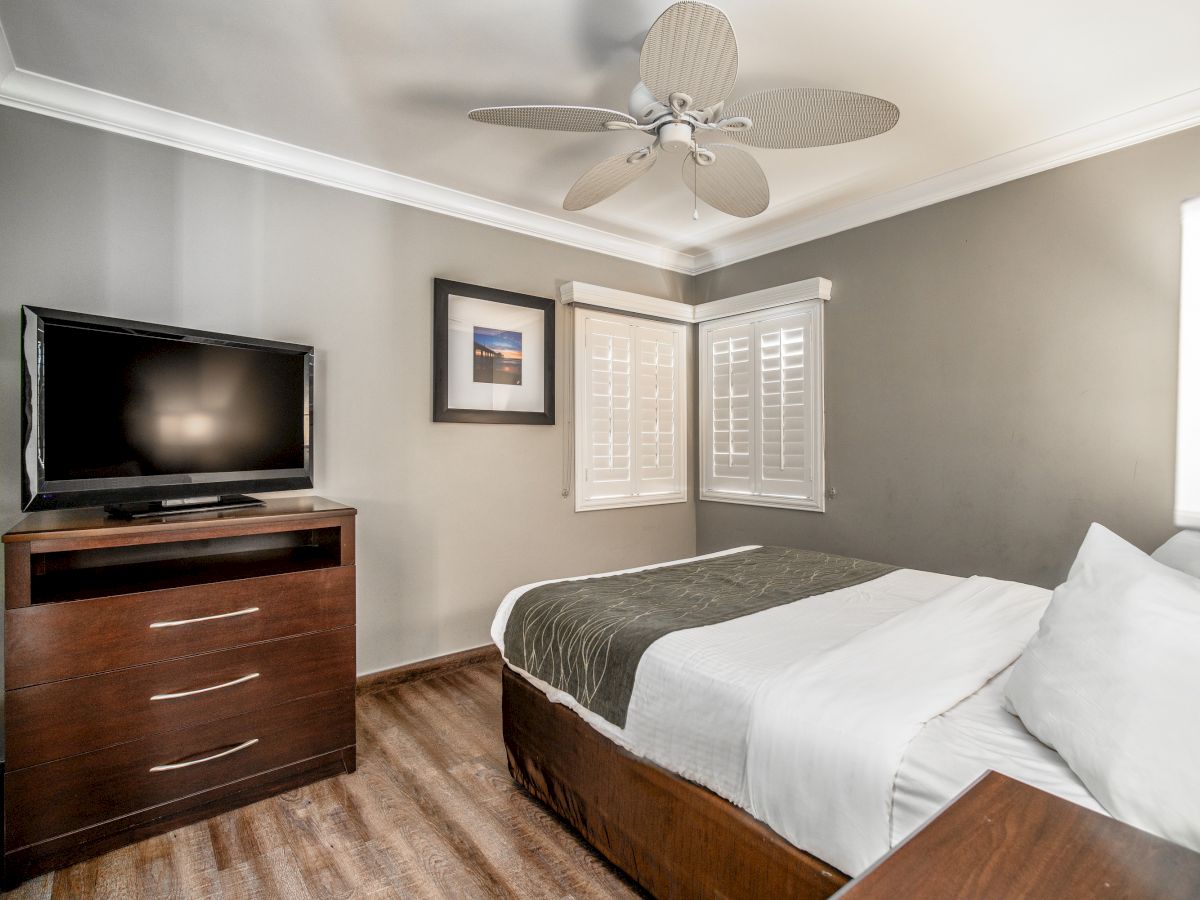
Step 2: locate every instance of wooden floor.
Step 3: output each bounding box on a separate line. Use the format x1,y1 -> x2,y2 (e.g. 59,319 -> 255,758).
5,660 -> 645,899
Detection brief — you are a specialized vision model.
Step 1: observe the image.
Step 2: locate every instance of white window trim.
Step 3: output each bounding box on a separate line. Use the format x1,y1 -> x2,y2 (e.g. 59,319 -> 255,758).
699,299 -> 826,512
558,278 -> 831,323
1177,197 -> 1200,527
573,307 -> 688,512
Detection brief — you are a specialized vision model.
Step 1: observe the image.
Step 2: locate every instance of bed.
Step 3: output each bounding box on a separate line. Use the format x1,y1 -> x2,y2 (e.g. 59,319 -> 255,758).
492,546 -> 1105,899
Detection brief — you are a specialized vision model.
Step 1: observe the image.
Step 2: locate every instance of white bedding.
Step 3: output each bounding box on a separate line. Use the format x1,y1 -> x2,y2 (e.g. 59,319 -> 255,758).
894,668 -> 1105,838
491,547 -> 1101,874
745,575 -> 1054,874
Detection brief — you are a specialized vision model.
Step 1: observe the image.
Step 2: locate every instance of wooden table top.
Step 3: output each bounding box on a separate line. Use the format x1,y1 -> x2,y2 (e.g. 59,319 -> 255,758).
835,770 -> 1200,899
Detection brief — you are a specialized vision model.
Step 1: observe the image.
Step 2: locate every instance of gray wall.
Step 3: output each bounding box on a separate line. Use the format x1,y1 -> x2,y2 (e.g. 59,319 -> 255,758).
693,125 -> 1200,587
0,107 -> 696,677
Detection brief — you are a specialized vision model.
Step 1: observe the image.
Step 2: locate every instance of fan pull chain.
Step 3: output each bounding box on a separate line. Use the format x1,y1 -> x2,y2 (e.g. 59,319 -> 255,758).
692,154 -> 699,221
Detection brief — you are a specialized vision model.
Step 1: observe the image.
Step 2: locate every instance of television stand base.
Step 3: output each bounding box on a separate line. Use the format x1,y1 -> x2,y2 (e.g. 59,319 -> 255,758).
104,494 -> 266,520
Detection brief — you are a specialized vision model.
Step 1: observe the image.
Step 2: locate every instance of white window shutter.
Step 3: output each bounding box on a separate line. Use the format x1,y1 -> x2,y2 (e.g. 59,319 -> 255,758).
705,321 -> 755,495
580,316 -> 633,502
634,323 -> 681,496
757,310 -> 816,501
700,300 -> 824,511
575,309 -> 687,510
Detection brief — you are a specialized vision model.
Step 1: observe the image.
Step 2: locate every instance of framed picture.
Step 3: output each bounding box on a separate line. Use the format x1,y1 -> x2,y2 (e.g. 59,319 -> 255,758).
433,279 -> 555,424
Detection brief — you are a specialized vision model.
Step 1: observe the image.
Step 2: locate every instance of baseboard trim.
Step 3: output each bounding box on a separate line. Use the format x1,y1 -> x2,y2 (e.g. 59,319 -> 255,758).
356,645 -> 501,695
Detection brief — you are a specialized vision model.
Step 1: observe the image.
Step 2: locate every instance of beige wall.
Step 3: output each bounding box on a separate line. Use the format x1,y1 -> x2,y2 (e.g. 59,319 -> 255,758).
693,125 -> 1200,587
0,107 -> 696,677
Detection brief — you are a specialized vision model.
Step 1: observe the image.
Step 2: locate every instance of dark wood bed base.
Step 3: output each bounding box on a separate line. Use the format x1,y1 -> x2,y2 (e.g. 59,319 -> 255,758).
502,666 -> 848,900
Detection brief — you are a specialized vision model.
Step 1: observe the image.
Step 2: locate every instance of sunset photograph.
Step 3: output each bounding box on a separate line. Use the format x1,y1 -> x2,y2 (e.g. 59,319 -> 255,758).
473,326 -> 523,385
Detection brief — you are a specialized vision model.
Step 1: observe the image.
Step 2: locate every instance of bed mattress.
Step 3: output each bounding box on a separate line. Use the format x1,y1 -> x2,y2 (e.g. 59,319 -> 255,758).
492,546 -> 1104,862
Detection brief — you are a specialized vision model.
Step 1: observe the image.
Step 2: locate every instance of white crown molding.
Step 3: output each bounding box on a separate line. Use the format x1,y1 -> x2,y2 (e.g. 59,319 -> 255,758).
1,41 -> 1199,279
687,86 -> 1200,274
560,276 -> 830,323
0,66 -> 696,274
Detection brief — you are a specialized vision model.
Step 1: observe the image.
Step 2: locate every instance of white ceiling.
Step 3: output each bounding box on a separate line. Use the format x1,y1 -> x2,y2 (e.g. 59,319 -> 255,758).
2,0 -> 1200,273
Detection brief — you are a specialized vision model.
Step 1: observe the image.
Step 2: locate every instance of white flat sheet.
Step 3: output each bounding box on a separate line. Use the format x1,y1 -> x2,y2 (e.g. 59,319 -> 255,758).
893,666 -> 1107,842
746,576 -> 1053,875
491,547 -> 1101,870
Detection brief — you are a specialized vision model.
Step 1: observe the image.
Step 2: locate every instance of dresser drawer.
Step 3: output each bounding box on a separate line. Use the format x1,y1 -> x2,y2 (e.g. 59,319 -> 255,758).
6,627 -> 355,770
4,688 -> 355,850
6,566 -> 355,687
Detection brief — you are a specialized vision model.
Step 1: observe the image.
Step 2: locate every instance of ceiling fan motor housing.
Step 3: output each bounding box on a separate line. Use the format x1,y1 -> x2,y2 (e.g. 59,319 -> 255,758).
628,81 -> 663,121
658,121 -> 693,152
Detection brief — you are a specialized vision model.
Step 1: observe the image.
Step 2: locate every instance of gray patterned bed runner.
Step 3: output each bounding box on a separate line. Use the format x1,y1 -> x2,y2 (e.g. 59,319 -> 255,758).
504,546 -> 897,727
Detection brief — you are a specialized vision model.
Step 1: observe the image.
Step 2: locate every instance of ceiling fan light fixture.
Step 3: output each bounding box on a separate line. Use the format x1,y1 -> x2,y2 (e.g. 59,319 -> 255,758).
658,122 -> 693,153
465,1 -> 899,218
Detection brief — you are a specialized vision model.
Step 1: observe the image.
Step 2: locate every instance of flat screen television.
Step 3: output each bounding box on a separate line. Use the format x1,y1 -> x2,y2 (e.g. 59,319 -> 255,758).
21,306 -> 314,515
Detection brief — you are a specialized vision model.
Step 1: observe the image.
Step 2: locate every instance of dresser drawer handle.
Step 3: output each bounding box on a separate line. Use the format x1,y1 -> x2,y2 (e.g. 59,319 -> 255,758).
150,672 -> 260,701
149,607 -> 260,629
149,738 -> 259,772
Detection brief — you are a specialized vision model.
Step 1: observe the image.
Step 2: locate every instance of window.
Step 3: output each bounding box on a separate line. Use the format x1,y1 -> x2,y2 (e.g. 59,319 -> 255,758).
574,308 -> 687,511
700,300 -> 824,510
1177,197 -> 1200,527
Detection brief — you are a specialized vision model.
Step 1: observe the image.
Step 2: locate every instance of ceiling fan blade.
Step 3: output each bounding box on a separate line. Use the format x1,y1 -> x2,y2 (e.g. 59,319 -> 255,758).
468,105 -> 637,132
564,147 -> 659,211
683,145 -> 768,218
639,1 -> 738,111
725,88 -> 899,149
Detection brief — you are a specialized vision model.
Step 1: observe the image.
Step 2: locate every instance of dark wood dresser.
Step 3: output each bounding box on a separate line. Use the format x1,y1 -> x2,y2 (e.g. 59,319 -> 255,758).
2,496 -> 357,887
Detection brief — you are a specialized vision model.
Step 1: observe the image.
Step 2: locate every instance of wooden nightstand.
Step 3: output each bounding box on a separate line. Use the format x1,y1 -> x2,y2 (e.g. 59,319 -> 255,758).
834,771 -> 1200,899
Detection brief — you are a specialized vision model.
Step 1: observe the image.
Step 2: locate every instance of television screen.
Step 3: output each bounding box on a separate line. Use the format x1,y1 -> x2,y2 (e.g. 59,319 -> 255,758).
22,308 -> 313,511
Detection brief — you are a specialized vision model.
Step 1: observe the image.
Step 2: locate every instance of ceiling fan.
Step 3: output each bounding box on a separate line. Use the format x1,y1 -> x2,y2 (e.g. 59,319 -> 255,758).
467,1 -> 899,219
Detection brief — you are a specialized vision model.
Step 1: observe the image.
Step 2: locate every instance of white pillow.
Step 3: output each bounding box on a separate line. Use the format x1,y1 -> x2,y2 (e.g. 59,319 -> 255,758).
1152,530 -> 1200,579
1004,523 -> 1200,851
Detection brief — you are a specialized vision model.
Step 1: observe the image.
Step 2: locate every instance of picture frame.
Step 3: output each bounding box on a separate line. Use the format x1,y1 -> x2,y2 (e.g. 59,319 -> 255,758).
433,279 -> 555,424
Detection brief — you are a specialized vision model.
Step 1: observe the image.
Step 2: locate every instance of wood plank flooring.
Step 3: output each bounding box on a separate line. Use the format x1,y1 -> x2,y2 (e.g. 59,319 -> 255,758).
5,659 -> 645,899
